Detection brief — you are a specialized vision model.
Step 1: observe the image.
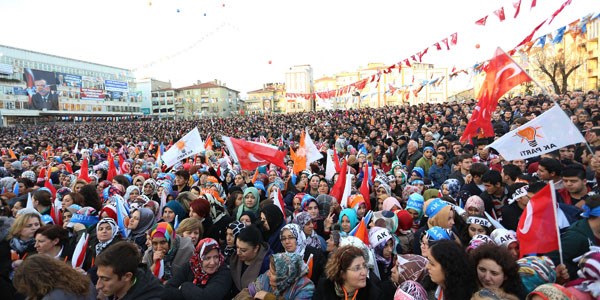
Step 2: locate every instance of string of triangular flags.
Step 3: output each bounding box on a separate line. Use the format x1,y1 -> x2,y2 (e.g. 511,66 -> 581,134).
286,0 -> 592,102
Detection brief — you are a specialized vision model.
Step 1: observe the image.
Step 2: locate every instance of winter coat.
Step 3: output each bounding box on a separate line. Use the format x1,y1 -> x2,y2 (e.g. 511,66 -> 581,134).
313,277 -> 384,300
547,219 -> 599,278
163,264 -> 231,300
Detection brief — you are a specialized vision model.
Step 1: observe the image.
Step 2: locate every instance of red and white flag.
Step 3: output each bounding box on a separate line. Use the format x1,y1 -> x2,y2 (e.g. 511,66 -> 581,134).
71,232 -> 89,268
517,181 -> 560,257
325,150 -> 337,180
222,136 -> 286,170
271,186 -> 286,219
78,156 -> 91,183
461,48 -> 532,143
290,129 -> 323,174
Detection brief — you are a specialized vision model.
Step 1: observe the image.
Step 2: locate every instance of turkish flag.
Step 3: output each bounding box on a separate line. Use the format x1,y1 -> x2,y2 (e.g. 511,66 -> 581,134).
517,182 -> 559,257
329,159 -> 348,204
78,157 -> 91,183
221,136 -> 286,171
107,150 -> 118,182
360,163 -> 371,211
460,48 -> 532,143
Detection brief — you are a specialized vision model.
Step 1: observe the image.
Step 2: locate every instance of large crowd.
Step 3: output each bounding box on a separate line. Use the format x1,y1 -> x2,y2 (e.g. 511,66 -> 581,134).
1,90 -> 600,300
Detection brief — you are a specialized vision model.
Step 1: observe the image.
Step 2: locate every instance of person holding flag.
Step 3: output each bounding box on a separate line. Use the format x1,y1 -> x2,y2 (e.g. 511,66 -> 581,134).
547,194 -> 600,279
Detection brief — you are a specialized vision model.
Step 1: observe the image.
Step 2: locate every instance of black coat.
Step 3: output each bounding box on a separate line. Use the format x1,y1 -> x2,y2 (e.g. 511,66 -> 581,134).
163,264 -> 231,300
117,267 -> 164,300
313,277 -> 384,300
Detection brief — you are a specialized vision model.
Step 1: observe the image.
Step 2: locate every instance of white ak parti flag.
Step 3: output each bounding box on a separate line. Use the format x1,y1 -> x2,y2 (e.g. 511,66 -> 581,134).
487,105 -> 585,161
162,127 -> 205,167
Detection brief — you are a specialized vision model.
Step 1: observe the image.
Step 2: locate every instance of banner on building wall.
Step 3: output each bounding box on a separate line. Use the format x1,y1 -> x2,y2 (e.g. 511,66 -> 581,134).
55,73 -> 82,88
0,63 -> 13,75
23,68 -> 59,110
104,80 -> 129,93
80,88 -> 105,101
107,91 -> 124,101
12,87 -> 28,95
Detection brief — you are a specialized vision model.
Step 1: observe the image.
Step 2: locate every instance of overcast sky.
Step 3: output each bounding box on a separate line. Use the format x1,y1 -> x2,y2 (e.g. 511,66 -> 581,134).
1,0 -> 597,94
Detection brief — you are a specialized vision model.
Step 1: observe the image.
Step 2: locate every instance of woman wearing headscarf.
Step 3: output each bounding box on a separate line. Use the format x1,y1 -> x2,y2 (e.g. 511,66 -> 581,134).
162,200 -> 187,228
202,193 -> 233,249
235,187 -> 260,221
260,204 -> 285,254
368,226 -> 396,283
224,221 -> 246,262
412,198 -> 455,255
338,208 -> 358,236
143,178 -> 160,202
127,207 -> 156,252
294,212 -> 326,251
124,185 -> 141,205
234,253 -> 315,300
465,195 -> 486,216
393,280 -> 427,300
143,222 -> 194,282
440,179 -> 461,205
163,238 -> 232,300
279,223 -> 325,284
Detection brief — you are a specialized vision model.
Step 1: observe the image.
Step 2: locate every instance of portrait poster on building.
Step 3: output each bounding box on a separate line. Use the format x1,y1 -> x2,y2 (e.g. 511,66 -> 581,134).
23,68 -> 59,110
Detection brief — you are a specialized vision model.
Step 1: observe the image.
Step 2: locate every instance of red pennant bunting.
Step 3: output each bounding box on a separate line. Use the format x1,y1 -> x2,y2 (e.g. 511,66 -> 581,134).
494,7 -> 506,21
475,15 -> 488,25
513,0 -> 522,18
434,42 -> 442,50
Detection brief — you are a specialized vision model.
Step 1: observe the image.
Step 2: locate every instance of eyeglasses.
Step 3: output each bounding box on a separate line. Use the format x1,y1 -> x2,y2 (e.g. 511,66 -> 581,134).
347,263 -> 368,272
280,236 -> 296,242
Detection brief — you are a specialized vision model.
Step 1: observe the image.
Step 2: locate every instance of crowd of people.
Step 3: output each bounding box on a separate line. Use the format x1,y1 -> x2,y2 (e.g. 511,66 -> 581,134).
0,89 -> 599,300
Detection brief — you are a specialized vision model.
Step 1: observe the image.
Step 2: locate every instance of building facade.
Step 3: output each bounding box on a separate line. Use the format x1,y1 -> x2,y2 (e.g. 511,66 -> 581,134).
245,83 -> 285,114
285,65 -> 314,112
0,44 -> 141,126
176,80 -> 241,118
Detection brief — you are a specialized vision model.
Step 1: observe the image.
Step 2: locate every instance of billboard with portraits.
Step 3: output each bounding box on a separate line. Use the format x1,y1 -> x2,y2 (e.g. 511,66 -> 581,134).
23,68 -> 59,110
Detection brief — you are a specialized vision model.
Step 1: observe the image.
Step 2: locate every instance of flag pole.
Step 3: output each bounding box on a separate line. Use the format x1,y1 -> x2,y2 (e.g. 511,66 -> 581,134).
549,180 -> 564,266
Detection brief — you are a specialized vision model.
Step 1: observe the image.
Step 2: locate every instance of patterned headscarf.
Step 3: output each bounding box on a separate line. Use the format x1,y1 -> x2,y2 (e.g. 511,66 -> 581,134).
465,195 -> 485,215
316,194 -> 334,218
517,256 -> 557,294
189,238 -> 224,285
294,212 -> 321,250
124,186 -> 140,202
224,221 -> 246,258
527,283 -> 576,300
55,187 -> 72,202
95,217 -> 118,255
442,179 -> 461,200
395,254 -> 428,283
270,253 -> 309,296
143,179 -> 158,195
204,193 -> 226,224
573,247 -> 600,297
394,280 -> 428,300
280,223 -> 306,256
150,222 -> 175,245
402,185 -> 421,201
466,234 -> 494,253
